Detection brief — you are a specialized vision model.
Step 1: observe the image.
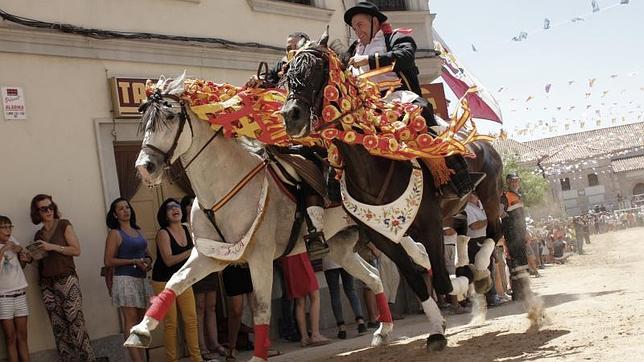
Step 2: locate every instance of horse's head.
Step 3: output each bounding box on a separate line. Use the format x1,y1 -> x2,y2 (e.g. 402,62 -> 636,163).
135,74 -> 193,186
280,30 -> 330,138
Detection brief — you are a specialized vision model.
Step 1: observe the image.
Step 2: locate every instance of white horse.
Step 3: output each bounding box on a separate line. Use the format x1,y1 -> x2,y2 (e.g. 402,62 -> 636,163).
126,76 -> 394,362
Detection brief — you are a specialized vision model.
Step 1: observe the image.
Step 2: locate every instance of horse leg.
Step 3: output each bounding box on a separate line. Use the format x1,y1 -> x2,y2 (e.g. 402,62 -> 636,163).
327,228 -> 393,346
246,244 -> 276,362
125,249 -> 228,348
366,230 -> 447,352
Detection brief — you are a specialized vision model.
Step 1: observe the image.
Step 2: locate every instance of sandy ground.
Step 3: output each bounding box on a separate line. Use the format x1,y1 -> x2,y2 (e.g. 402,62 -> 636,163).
261,226 -> 644,362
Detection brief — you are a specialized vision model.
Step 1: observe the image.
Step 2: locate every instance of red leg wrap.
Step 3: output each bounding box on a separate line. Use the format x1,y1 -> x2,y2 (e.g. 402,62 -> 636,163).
375,292 -> 393,323
253,324 -> 271,360
145,289 -> 176,321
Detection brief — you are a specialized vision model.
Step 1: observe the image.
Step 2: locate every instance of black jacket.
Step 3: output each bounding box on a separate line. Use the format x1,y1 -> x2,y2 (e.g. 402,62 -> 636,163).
346,30 -> 423,97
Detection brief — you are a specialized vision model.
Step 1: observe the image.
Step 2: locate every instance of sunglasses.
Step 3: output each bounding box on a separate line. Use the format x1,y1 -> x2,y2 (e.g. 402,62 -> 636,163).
167,203 -> 181,209
38,205 -> 55,213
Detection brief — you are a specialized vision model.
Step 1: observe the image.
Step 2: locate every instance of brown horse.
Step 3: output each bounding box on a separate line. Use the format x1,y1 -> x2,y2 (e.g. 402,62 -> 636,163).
279,33 -> 528,350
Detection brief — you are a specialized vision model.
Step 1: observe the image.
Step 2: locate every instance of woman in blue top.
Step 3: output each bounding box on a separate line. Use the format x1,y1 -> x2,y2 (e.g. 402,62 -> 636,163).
104,198 -> 153,362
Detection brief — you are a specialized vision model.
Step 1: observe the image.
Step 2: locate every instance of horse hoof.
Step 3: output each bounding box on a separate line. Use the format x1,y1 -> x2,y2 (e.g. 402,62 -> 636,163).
248,357 -> 268,362
370,333 -> 389,347
124,332 -> 151,348
426,334 -> 447,352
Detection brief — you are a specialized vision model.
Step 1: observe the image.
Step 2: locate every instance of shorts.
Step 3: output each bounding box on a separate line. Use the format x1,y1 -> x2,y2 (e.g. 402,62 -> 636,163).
111,275 -> 154,309
222,265 -> 253,297
0,291 -> 29,320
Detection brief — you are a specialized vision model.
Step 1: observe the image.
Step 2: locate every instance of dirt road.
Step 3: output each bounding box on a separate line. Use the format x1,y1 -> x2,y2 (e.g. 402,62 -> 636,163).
271,227 -> 644,362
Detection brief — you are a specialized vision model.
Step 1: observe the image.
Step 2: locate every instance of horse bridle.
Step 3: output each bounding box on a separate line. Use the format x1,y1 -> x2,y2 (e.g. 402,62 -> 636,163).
286,48 -> 328,130
140,90 -> 220,171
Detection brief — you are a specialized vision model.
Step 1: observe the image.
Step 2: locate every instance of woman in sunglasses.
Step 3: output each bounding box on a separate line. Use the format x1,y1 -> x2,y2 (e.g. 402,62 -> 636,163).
30,194 -> 96,361
151,198 -> 200,362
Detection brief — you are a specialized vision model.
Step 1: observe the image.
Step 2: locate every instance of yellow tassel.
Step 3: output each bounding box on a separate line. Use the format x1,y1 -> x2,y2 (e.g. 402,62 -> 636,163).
422,157 -> 453,188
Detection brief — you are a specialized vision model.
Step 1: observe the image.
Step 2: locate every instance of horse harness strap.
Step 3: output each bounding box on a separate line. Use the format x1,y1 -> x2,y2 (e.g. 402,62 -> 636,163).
141,97 -> 193,167
209,160 -> 268,213
183,127 -> 223,171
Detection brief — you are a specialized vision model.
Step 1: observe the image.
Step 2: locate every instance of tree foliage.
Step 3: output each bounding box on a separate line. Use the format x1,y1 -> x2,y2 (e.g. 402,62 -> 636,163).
501,153 -> 550,208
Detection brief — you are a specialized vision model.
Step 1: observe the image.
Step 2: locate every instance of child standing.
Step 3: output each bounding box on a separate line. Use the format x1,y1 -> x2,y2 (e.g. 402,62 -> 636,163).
0,215 -> 32,362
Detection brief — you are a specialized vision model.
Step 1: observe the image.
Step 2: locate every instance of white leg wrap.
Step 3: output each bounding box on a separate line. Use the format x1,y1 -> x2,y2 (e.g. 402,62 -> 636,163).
456,235 -> 471,267
131,315 -> 158,335
400,236 -> 431,271
474,238 -> 495,271
421,298 -> 445,335
449,275 -> 470,301
306,206 -> 325,231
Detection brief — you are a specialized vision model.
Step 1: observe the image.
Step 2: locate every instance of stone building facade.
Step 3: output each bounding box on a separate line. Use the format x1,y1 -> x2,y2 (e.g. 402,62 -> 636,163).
494,122 -> 644,216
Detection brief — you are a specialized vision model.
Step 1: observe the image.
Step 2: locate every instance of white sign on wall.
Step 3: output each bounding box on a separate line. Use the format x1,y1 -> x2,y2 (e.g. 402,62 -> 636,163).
2,86 -> 27,120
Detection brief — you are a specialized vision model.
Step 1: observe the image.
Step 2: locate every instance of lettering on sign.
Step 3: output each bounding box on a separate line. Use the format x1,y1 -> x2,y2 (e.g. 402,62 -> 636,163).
420,83 -> 449,121
2,86 -> 27,120
109,78 -> 158,118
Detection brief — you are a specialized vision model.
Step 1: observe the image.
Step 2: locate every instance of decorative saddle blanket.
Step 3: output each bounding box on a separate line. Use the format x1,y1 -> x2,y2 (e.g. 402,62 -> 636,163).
340,159 -> 423,242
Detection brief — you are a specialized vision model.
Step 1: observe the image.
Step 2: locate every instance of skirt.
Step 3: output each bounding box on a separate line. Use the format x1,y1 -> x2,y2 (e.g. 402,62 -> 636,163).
111,275 -> 153,309
280,252 -> 319,299
222,265 -> 253,297
193,272 -> 220,294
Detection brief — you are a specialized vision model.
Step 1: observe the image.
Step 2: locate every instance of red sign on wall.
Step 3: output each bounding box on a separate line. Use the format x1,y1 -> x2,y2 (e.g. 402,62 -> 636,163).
420,83 -> 449,121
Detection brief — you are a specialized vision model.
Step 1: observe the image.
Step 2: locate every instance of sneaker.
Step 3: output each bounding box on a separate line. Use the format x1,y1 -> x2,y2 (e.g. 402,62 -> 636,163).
357,323 -> 368,335
366,321 -> 380,329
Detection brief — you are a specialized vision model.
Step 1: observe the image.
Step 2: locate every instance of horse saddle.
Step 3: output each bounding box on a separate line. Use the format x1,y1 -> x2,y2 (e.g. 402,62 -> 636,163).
266,146 -> 328,201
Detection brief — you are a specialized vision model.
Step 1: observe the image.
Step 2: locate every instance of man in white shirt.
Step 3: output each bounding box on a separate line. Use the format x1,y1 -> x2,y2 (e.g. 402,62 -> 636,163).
343,2 -> 484,201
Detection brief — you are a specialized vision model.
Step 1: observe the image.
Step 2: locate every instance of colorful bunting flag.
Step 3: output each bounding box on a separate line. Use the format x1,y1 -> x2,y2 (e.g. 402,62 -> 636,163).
591,0 -> 600,13
471,44 -> 478,52
544,18 -> 551,30
588,78 -> 596,87
545,83 -> 552,93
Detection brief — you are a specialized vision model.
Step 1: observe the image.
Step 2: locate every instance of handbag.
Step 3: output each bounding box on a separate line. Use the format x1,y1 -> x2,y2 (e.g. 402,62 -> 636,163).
100,265 -> 114,296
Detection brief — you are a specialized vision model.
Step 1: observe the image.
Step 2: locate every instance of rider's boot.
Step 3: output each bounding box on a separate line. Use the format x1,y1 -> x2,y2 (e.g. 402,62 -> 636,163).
441,154 -> 486,201
304,205 -> 329,260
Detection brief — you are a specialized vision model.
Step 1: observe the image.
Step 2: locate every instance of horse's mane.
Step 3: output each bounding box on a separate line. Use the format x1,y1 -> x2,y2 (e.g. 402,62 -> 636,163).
139,72 -> 187,133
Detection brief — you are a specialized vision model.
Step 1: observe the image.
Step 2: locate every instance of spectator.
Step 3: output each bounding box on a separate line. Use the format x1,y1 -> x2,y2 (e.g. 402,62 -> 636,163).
222,265 -> 253,361
0,215 -> 32,362
104,198 -> 153,362
181,196 -> 227,361
151,198 -> 201,362
377,252 -> 403,320
355,240 -> 380,329
465,193 -> 502,306
280,250 -> 330,347
322,256 -> 368,339
30,194 -> 96,361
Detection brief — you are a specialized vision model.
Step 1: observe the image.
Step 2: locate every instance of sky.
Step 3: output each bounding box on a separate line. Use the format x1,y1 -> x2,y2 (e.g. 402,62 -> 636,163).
430,0 -> 643,140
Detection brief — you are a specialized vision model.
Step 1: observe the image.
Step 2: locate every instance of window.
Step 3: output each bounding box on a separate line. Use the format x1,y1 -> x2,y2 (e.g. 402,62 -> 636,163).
588,173 -> 599,187
560,177 -> 571,191
371,0 -> 407,11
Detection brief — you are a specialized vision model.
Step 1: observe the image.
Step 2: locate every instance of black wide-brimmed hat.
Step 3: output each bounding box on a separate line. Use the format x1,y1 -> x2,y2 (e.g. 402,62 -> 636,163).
506,172 -> 520,180
344,1 -> 388,25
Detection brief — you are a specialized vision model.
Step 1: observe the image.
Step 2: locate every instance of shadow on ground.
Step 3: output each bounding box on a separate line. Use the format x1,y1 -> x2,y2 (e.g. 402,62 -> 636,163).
319,328 -> 573,362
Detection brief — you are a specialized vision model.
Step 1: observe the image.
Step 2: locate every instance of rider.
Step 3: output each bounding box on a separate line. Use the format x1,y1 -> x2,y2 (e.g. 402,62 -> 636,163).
343,2 -> 484,201
500,173 -> 530,301
266,32 -> 330,259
